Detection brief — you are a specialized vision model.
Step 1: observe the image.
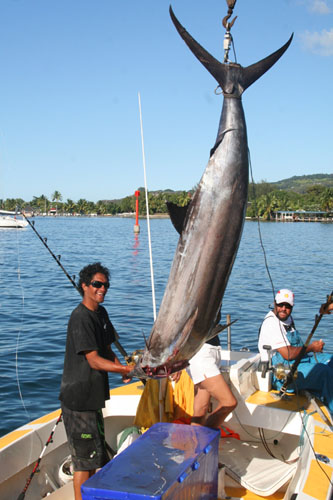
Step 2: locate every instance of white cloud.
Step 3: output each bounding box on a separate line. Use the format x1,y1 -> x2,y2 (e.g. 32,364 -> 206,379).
308,0 -> 331,14
300,28 -> 333,55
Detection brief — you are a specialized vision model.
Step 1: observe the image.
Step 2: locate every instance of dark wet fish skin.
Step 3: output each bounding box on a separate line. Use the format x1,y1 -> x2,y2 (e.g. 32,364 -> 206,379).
130,9 -> 293,380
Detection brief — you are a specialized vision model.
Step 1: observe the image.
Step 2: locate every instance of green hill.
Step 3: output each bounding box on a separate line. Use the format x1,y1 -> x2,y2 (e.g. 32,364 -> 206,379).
270,174 -> 333,193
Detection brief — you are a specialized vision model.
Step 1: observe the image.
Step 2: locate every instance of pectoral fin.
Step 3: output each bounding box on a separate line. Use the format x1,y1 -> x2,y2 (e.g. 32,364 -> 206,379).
166,201 -> 190,235
205,319 -> 238,342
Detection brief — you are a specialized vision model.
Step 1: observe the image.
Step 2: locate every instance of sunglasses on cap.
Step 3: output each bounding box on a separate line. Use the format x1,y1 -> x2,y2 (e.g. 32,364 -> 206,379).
90,280 -> 110,289
276,302 -> 292,309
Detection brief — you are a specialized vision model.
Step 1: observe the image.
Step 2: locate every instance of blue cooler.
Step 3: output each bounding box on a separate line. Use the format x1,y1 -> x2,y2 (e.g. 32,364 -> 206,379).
81,422 -> 219,499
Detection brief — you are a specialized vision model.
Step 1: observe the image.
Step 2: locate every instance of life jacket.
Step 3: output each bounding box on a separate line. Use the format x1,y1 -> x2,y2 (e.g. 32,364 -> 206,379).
259,316 -> 301,390
271,321 -> 304,390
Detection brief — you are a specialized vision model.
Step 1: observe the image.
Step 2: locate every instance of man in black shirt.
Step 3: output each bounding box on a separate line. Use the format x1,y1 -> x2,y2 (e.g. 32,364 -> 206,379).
59,262 -> 132,500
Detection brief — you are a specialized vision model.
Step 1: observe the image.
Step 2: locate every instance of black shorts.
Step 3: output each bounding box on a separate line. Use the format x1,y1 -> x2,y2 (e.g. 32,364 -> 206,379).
61,404 -> 110,471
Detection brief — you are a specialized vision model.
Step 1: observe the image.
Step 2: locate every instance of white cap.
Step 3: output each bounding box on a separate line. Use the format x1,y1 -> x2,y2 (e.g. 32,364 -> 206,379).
275,289 -> 294,306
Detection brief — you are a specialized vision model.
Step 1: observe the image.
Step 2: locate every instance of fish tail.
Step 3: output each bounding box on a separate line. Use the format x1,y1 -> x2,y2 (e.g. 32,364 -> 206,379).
169,6 -> 293,96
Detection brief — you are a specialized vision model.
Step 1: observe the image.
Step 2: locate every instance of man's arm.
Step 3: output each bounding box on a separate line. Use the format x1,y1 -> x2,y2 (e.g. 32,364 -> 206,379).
84,349 -> 132,377
277,339 -> 325,361
259,313 -> 325,361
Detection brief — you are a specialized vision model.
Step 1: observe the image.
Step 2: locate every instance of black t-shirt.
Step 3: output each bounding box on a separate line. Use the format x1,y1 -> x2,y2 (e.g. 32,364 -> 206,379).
59,303 -> 116,411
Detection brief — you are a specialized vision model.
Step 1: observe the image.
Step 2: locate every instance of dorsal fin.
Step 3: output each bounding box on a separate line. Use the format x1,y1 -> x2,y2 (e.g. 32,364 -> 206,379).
166,201 -> 190,234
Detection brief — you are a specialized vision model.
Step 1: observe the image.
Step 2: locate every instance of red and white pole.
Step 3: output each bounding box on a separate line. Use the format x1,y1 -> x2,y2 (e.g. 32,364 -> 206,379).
134,190 -> 140,233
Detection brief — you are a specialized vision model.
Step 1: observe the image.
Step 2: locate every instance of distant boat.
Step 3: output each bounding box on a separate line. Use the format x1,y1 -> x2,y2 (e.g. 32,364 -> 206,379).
0,210 -> 28,228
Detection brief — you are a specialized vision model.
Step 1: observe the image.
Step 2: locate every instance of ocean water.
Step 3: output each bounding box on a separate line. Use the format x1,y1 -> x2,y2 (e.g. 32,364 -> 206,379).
0,217 -> 332,437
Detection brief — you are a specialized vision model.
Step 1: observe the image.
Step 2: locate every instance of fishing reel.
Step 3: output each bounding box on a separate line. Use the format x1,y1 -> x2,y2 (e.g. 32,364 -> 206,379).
259,345 -> 297,383
273,363 -> 297,382
125,349 -> 144,366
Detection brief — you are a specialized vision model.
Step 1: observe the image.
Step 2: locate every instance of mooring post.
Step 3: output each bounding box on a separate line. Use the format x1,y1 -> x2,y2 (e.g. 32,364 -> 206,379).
227,314 -> 232,350
134,190 -> 140,233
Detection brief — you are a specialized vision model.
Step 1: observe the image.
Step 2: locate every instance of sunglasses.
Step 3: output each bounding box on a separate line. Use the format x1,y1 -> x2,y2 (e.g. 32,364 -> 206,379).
276,303 -> 292,310
90,280 -> 110,289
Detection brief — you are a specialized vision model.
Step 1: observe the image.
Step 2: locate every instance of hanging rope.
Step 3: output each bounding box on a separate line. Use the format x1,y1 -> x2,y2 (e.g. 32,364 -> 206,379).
248,150 -> 276,302
13,227 -> 30,422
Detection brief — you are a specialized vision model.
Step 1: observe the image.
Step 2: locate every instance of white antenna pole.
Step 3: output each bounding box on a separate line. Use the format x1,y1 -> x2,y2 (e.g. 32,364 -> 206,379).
138,92 -> 157,321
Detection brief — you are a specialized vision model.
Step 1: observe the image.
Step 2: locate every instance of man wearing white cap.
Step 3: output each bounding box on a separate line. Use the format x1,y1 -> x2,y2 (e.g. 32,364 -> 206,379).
258,289 -> 333,416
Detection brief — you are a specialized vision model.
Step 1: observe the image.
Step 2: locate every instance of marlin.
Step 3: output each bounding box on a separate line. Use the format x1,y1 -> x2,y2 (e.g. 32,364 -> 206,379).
130,7 -> 292,379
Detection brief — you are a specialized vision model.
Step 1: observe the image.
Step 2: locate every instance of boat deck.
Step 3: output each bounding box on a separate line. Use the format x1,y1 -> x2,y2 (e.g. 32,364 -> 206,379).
44,389 -> 333,500
219,389 -> 333,500
2,378 -> 332,500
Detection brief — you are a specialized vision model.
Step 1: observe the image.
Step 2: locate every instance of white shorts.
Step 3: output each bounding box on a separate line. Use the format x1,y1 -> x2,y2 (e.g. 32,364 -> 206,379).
186,343 -> 222,385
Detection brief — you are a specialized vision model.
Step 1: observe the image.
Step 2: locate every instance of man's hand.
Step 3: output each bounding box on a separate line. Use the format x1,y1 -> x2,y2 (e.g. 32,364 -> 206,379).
170,370 -> 182,383
310,339 -> 325,353
122,364 -> 133,383
320,302 -> 333,315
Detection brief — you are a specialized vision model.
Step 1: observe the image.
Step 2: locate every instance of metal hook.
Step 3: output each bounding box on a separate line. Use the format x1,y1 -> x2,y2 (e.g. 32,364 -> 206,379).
223,0 -> 237,31
222,1 -> 238,63
222,11 -> 237,31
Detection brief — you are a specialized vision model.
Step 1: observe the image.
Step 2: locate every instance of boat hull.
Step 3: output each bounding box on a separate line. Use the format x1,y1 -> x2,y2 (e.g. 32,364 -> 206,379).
0,216 -> 28,228
1,351 -> 332,500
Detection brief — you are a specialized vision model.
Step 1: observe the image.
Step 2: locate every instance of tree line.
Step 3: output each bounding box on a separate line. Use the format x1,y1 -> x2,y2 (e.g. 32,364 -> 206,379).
0,189 -> 192,216
1,183 -> 332,219
247,182 -> 333,220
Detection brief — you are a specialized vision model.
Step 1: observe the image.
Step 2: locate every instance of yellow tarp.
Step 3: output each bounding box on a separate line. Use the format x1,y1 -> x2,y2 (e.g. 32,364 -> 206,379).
134,370 -> 194,429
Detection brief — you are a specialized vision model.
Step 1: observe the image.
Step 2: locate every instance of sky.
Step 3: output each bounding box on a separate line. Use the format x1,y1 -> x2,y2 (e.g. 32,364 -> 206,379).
0,0 -> 332,203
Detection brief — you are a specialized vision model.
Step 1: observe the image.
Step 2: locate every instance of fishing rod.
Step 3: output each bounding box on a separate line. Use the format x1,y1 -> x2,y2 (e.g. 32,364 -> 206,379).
17,413 -> 62,500
21,212 -> 78,288
15,413 -> 116,500
21,211 -> 129,359
279,291 -> 333,398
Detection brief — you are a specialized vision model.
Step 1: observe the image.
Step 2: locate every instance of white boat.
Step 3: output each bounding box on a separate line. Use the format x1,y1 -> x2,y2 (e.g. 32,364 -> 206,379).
1,348 -> 332,500
0,210 -> 29,228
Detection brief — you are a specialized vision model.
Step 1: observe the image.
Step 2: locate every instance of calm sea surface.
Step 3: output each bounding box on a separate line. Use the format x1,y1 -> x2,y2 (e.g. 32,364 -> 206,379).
0,217 -> 332,436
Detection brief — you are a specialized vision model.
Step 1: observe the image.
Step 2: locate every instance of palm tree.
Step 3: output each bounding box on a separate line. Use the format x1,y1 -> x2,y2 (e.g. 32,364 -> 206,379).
320,188 -> 333,212
4,198 -> 23,211
64,199 -> 76,215
177,191 -> 192,207
33,194 -> 49,214
76,198 -> 88,215
51,191 -> 62,214
96,201 -> 107,215
257,193 -> 279,220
